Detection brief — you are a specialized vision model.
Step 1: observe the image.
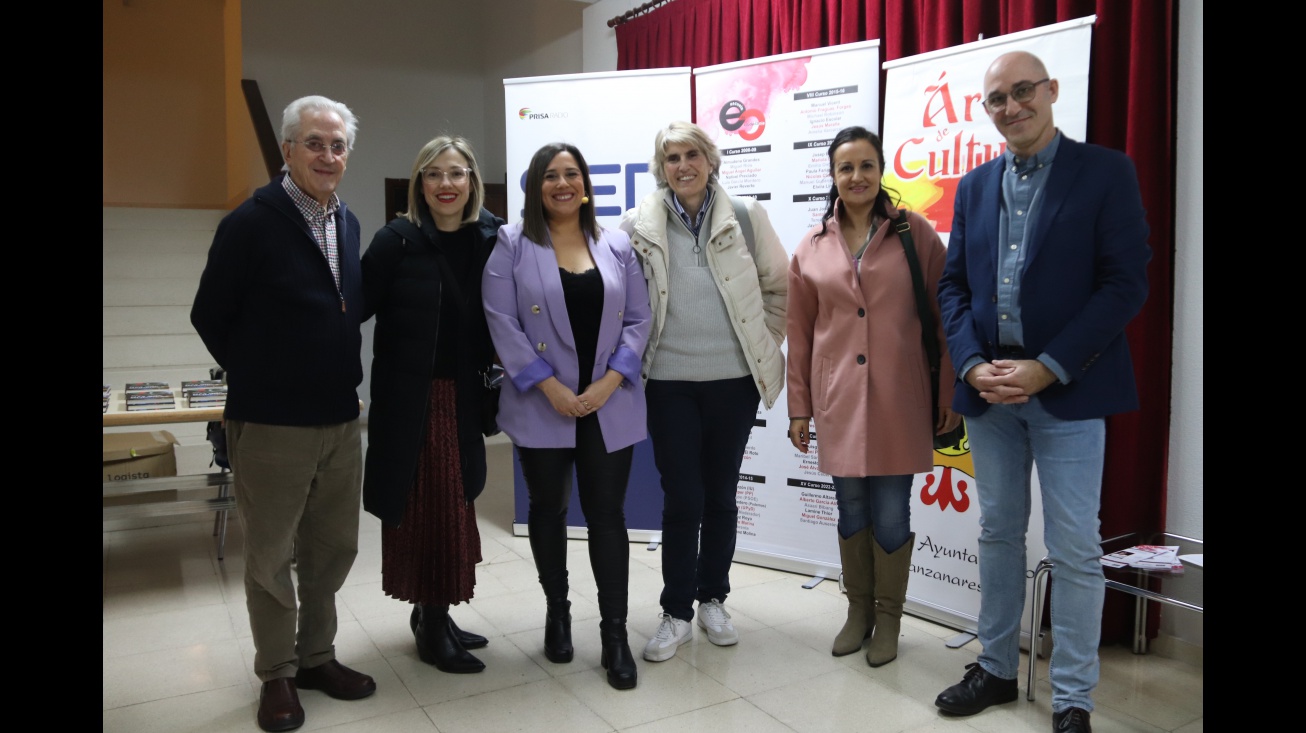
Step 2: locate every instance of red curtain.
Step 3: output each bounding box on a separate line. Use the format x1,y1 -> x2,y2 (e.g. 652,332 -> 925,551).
618,0 -> 1176,644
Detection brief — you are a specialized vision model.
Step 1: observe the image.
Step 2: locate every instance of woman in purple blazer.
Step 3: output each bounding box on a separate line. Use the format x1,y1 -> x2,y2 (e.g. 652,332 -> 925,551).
482,142 -> 651,690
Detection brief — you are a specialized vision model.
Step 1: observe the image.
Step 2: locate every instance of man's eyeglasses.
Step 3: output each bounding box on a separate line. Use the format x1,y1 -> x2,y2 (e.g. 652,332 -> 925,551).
983,78 -> 1050,112
294,139 -> 349,156
422,167 -> 471,184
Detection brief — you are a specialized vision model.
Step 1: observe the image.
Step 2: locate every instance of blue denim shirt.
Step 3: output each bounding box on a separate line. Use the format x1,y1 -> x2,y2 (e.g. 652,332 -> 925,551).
960,131 -> 1070,384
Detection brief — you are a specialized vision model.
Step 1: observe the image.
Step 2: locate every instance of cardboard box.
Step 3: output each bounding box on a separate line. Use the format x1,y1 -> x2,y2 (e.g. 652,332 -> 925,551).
103,431 -> 179,482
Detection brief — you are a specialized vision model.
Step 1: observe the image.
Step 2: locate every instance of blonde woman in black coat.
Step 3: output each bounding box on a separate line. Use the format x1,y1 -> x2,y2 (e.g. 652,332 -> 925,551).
361,135 -> 504,674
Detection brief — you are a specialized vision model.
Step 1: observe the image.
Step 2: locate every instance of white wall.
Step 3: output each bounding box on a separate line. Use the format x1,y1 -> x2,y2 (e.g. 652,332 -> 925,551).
1167,1 -> 1203,553
243,0 -> 489,236
483,0 -> 587,187
1161,0 -> 1203,656
582,0 -> 646,71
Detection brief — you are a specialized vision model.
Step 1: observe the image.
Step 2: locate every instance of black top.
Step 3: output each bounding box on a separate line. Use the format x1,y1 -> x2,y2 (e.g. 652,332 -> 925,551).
432,225 -> 477,378
559,266 -> 603,393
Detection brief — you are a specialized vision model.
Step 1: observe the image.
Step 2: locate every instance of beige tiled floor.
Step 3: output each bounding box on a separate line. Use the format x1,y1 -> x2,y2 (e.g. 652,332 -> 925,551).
103,440 -> 1202,732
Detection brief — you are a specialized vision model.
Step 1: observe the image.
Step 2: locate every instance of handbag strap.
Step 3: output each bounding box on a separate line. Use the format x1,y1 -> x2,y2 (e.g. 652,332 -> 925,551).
894,209 -> 941,375
731,196 -> 755,259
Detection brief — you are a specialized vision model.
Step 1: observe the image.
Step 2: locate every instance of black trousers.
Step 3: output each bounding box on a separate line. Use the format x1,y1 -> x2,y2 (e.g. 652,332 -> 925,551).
517,413 -> 634,621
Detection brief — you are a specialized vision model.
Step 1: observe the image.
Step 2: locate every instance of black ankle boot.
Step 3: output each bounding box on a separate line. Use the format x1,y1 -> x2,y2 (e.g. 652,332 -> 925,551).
599,619 -> 637,690
411,605 -> 488,650
416,604 -> 485,673
448,616 -> 488,650
544,600 -> 573,663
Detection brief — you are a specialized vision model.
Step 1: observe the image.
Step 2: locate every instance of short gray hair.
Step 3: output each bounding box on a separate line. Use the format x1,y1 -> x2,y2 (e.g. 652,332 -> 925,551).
650,121 -> 721,188
280,95 -> 358,170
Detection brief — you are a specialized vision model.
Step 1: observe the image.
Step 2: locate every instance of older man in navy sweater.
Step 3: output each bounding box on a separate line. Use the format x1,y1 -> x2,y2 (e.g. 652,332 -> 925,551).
191,95 -> 374,732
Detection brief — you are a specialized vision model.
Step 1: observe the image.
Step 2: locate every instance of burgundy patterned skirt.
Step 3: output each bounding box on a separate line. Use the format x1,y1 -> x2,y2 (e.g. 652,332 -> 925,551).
381,378 -> 482,605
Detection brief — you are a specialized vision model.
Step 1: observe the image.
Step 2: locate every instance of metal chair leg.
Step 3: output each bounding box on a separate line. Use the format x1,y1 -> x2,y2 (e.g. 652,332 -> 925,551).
1026,558 -> 1054,702
214,470 -> 231,561
216,506 -> 229,560
1132,569 -> 1148,653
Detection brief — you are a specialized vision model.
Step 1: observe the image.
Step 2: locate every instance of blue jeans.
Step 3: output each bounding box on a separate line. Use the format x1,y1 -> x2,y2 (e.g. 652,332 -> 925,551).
646,376 -> 760,622
967,397 -> 1105,714
831,474 -> 913,550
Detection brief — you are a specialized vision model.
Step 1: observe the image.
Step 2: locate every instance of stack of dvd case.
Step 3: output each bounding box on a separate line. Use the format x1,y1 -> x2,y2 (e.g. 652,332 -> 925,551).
125,382 -> 176,411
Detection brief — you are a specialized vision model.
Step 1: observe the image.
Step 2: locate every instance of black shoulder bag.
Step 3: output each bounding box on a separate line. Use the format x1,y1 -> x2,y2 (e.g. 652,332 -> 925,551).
480,363 -> 505,437
205,366 -> 230,469
894,210 -> 965,450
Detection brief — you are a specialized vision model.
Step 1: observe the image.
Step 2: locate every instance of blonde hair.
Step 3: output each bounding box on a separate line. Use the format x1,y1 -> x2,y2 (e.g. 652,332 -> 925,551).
402,135 -> 486,227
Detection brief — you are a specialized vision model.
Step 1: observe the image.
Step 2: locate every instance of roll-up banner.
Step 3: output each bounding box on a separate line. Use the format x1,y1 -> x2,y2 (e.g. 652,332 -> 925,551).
882,16 -> 1095,639
503,68 -> 691,538
692,40 -> 883,574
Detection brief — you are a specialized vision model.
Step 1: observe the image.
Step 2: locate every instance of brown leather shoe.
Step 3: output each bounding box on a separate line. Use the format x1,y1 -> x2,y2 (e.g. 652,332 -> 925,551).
257,678 -> 304,732
294,659 -> 377,700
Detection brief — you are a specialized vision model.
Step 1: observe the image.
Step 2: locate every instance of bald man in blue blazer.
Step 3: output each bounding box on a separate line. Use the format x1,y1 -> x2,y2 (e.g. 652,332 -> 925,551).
933,51 -> 1151,733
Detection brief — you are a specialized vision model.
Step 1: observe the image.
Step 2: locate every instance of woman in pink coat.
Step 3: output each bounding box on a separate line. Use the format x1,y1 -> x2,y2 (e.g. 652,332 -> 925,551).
786,126 -> 959,668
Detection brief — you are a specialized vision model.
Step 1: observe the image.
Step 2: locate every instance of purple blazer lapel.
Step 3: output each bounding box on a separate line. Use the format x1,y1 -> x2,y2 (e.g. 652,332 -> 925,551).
591,233 -> 623,374
531,232 -> 576,350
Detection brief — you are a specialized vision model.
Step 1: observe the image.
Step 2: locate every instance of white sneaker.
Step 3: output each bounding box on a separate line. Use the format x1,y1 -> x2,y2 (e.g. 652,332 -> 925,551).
642,613 -> 692,662
696,599 -> 739,646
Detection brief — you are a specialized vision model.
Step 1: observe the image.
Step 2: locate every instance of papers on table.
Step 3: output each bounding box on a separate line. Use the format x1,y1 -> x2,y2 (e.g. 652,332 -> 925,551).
1100,545 -> 1184,573
1177,553 -> 1203,568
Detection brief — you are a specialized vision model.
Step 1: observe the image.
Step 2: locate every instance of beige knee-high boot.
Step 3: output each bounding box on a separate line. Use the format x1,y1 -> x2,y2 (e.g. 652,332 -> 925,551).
831,528 -> 875,656
866,533 -> 913,667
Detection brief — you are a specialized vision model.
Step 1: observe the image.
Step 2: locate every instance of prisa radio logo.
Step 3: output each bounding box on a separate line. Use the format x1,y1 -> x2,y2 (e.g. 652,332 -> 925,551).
518,107 -> 568,120
718,100 -> 766,141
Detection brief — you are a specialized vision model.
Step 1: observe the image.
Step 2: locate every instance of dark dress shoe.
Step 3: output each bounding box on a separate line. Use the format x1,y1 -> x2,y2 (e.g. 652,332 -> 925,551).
935,662 -> 1018,715
257,678 -> 304,732
294,659 -> 377,700
416,604 -> 486,673
1053,707 -> 1092,732
599,619 -> 637,690
544,600 -> 573,663
410,605 -> 488,650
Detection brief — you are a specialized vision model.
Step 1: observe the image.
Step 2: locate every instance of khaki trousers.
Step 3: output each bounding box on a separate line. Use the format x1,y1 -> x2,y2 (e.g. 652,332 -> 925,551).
226,419 -> 362,681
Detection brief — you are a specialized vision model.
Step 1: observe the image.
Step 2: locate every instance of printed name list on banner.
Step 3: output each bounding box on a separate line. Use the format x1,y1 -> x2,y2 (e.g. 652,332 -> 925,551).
694,40 -> 882,572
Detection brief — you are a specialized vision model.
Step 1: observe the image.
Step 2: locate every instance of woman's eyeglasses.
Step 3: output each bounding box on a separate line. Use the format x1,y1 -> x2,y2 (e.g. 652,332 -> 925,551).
422,167 -> 471,184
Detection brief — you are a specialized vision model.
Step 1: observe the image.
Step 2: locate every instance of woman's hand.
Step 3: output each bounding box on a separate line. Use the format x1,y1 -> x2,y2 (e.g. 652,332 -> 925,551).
788,417 -> 812,453
538,376 -> 590,418
936,406 -> 962,434
576,370 -> 623,414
